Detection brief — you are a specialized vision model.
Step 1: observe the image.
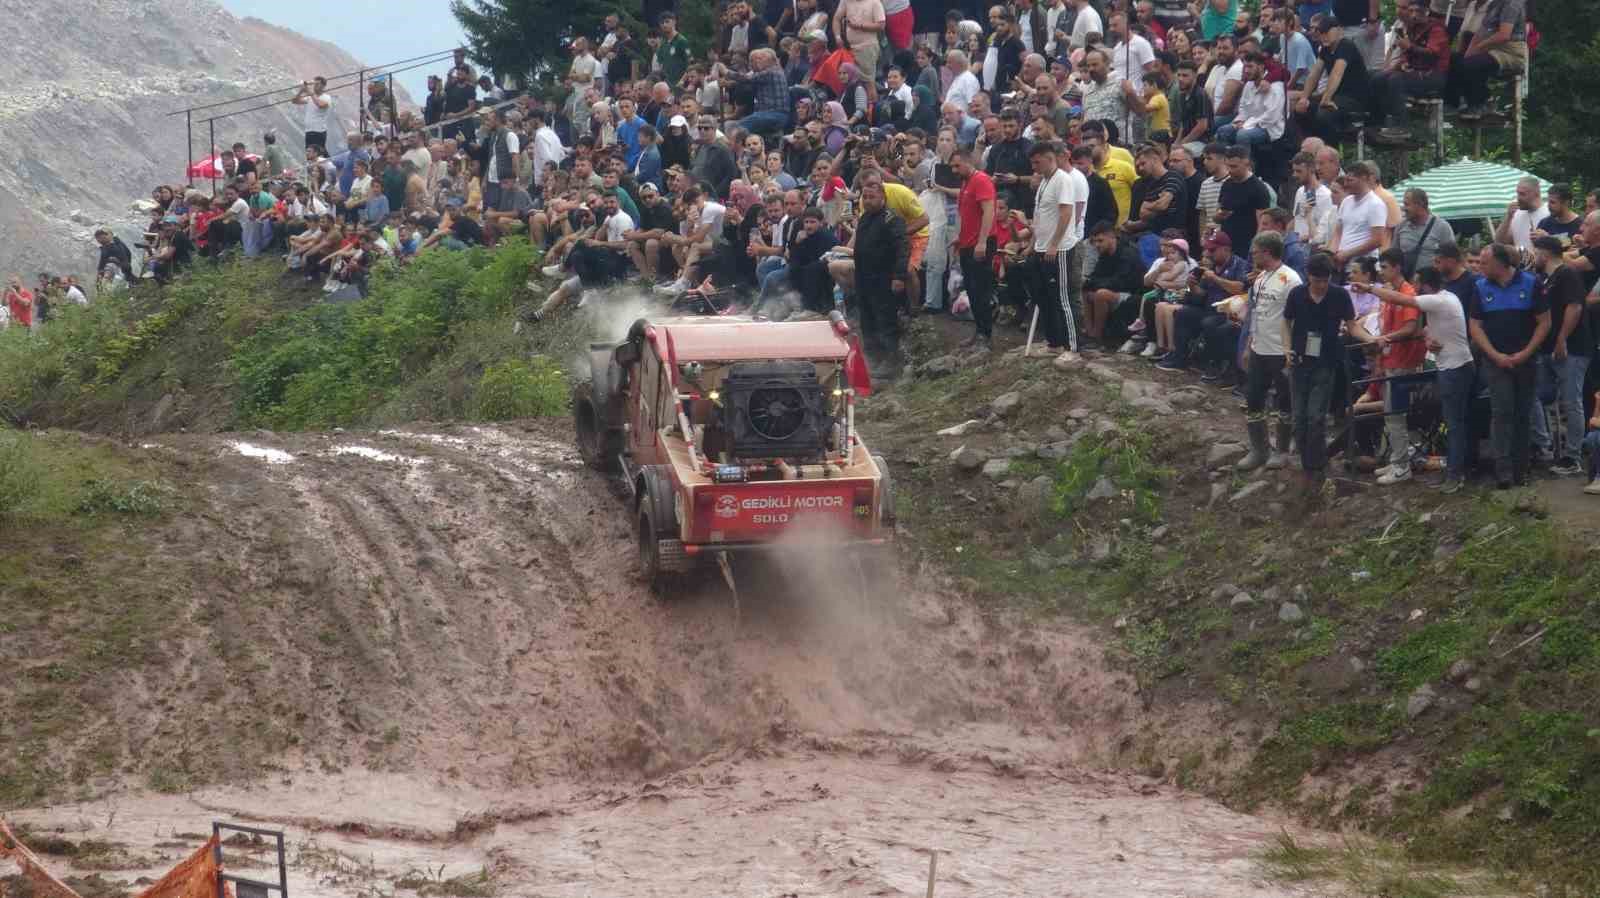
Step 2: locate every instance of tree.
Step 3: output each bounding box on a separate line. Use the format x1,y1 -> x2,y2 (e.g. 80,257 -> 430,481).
451,0 -> 629,90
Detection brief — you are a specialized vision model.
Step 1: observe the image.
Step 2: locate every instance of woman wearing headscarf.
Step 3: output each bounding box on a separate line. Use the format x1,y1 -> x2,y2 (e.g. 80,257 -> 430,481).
910,83 -> 940,133
822,101 -> 851,157
837,64 -> 870,125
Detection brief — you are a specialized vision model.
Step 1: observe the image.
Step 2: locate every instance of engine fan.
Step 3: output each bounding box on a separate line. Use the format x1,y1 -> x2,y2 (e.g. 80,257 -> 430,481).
746,387 -> 807,440
720,361 -> 827,459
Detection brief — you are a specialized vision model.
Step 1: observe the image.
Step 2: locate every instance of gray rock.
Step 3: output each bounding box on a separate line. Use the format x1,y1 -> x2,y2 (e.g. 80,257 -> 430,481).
1129,396 -> 1175,416
1093,418 -> 1119,437
1088,536 -> 1114,563
1447,659 -> 1475,682
1006,445 -> 1036,458
873,398 -> 907,419
1120,379 -> 1162,402
1208,482 -> 1228,507
1406,685 -> 1437,720
1230,481 -> 1271,504
1350,656 -> 1366,673
1149,525 -> 1170,540
1086,476 -> 1119,501
1464,677 -> 1482,693
991,391 -> 1024,417
951,445 -> 987,472
1206,442 -> 1248,467
1036,441 -> 1073,460
1045,425 -> 1070,442
1209,583 -> 1240,600
998,478 -> 1020,489
1067,407 -> 1091,420
921,354 -> 960,378
1086,362 -> 1122,383
1018,475 -> 1054,511
1230,592 -> 1255,608
981,458 -> 1012,479
1260,585 -> 1282,603
1167,389 -> 1207,408
937,419 -> 984,437
1278,602 -> 1305,624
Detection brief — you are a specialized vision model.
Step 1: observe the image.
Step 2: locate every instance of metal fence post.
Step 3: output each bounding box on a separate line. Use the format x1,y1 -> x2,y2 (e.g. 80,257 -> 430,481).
358,68 -> 367,139
187,110 -> 194,187
209,119 -> 218,196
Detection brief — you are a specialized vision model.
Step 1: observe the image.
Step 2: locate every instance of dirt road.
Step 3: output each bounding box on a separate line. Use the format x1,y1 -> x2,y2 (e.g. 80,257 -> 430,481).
7,423 -> 1330,896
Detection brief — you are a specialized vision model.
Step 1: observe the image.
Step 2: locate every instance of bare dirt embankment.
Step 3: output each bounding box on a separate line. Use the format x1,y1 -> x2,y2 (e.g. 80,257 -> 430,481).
2,420 -> 1340,897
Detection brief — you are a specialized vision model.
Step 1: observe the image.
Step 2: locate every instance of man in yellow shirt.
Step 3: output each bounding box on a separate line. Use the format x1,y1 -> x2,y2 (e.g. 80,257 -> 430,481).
830,159 -> 931,307
1082,120 -> 1136,225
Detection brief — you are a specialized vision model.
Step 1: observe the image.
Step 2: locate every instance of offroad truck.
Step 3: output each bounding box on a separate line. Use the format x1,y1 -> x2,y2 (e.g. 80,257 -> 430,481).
572,313 -> 894,592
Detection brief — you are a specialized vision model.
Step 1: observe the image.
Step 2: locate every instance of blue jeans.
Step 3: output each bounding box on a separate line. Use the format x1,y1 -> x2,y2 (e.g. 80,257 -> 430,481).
755,263 -> 791,311
1436,363 -> 1475,480
735,110 -> 788,135
1530,353 -> 1590,462
1585,431 -> 1600,480
1217,125 -> 1271,147
924,235 -> 950,309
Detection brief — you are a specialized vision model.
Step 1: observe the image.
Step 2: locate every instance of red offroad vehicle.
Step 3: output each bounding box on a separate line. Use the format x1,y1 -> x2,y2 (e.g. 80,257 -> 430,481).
572,313 -> 895,592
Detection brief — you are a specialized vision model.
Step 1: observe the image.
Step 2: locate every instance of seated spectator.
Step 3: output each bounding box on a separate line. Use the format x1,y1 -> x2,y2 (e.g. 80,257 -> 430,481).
1142,236 -> 1196,359
536,192 -> 635,320
484,176 -> 534,245
1081,221 -> 1147,347
1160,229 -> 1248,375
1216,51 -> 1284,151
1292,16 -> 1371,144
1371,0 -> 1450,142
1443,0 -> 1528,119
653,186 -> 727,297
94,229 -> 133,280
149,217 -> 194,283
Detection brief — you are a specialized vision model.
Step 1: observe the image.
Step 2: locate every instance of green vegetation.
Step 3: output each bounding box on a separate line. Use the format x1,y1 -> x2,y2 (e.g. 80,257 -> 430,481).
1259,831 -> 1492,898
0,239 -> 574,434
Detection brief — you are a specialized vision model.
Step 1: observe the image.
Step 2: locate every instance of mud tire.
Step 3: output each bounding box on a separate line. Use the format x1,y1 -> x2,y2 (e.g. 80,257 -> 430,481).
573,384 -> 619,473
872,453 -> 897,530
638,504 -> 690,596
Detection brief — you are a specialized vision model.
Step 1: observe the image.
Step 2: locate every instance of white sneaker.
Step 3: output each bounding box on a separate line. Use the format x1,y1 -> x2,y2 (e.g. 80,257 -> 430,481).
1139,342 -> 1159,359
1053,351 -> 1082,370
541,264 -> 562,278
1585,478 -> 1600,496
1377,465 -> 1412,486
1118,338 -> 1139,354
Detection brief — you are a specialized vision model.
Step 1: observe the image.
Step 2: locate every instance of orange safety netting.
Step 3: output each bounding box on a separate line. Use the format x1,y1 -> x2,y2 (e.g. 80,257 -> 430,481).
1,821 -> 234,898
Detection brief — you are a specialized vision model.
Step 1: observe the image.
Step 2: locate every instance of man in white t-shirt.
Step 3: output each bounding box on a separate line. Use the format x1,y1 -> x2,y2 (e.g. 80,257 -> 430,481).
536,193 -> 635,320
1028,142 -> 1086,360
1069,0 -> 1103,50
1238,230 -> 1304,472
292,77 -> 333,150
1290,151 -> 1335,250
654,186 -> 727,296
1106,12 -> 1156,94
1493,176 -> 1547,255
944,49 -> 980,110
1329,161 -> 1389,267
1204,35 -> 1245,128
1370,266 -> 1473,492
566,38 -> 602,123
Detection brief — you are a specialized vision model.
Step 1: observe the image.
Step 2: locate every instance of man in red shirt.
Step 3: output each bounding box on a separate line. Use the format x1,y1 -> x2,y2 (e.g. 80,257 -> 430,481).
1371,0 -> 1450,142
952,147 -> 997,351
4,276 -> 33,330
1373,246 -> 1425,485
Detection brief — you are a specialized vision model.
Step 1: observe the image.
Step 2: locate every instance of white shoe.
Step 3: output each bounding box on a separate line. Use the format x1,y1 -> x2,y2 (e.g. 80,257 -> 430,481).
1585,478 -> 1600,496
1053,350 -> 1082,370
541,264 -> 562,278
1117,338 -> 1139,354
654,279 -> 689,296
1139,342 -> 1159,359
1377,465 -> 1412,486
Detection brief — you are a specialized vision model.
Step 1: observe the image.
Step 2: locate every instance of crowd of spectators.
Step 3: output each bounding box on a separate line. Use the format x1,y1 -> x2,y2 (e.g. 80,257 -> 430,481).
16,0 -> 1595,499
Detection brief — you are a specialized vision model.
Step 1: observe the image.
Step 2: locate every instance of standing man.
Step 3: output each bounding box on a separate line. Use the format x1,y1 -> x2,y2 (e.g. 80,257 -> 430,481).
1236,231 -> 1304,471
1329,161 -> 1389,267
1282,253 -> 1359,492
1028,142 -> 1082,358
1469,243 -> 1550,489
1528,236 -> 1591,475
529,110 -> 566,191
443,65 -> 479,142
952,147 -> 998,353
292,77 -> 333,151
656,14 -> 693,89
1393,188 -> 1455,277
481,109 -> 519,211
1290,151 -> 1335,251
1214,146 -> 1270,255
1493,176 -> 1547,256
852,173 -> 911,379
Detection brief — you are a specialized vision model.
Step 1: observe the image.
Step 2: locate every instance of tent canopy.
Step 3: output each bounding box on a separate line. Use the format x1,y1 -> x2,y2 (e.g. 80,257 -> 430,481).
1392,158 -> 1551,221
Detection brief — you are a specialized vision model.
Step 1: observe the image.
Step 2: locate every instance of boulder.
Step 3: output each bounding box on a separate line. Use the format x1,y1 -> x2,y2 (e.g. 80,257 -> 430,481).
1230,481 -> 1271,504
1406,685 -> 1437,720
1129,396 -> 1175,416
1447,659 -> 1475,682
1018,475 -> 1054,512
1086,476 -> 1118,501
951,445 -> 986,472
1085,362 -> 1122,383
981,458 -> 1012,479
1044,425 -> 1070,442
1206,442 -> 1247,467
873,398 -> 907,419
1120,379 -> 1162,402
1278,602 -> 1305,624
1230,592 -> 1255,608
921,354 -> 960,378
990,391 -> 1024,417
1036,441 -> 1073,460
1067,408 -> 1091,420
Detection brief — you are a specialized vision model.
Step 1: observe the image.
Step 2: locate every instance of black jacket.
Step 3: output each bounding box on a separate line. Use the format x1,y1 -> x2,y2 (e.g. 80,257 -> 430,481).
1084,172 -> 1118,235
985,137 -> 1034,213
98,237 -> 133,278
852,206 -> 909,287
691,142 -> 739,199
1085,236 -> 1146,294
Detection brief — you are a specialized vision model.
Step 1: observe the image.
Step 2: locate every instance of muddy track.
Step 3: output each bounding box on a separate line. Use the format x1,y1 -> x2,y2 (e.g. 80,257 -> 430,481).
6,421 -> 1336,896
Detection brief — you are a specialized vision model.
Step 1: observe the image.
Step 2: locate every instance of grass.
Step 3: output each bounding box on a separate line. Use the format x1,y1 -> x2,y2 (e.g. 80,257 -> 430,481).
1259,831 -> 1491,898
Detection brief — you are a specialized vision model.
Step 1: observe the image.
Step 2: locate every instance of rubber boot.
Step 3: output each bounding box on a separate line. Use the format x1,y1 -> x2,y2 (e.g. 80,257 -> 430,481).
1236,419 -> 1270,472
1266,417 -> 1293,470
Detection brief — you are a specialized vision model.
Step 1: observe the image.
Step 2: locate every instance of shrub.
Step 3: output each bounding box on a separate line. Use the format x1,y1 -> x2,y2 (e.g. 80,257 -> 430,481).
471,357 -> 568,421
75,478 -> 171,516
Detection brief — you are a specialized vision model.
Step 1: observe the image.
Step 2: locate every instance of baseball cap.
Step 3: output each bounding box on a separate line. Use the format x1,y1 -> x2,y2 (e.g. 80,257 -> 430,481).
669,114 -> 689,129
1204,232 -> 1232,249
641,182 -> 660,194
1163,237 -> 1190,255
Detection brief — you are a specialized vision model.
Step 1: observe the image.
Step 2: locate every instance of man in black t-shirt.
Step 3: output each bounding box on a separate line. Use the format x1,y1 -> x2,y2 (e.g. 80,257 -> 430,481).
1214,146 -> 1269,253
1435,241 -> 1478,315
442,67 -> 478,142
1121,143 -> 1187,262
1292,17 -> 1371,143
1530,236 -> 1592,474
1284,252 -> 1361,483
1534,185 -> 1583,244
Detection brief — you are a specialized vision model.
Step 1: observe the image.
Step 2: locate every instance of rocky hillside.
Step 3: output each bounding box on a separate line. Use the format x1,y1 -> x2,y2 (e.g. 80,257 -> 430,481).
0,0 -> 413,281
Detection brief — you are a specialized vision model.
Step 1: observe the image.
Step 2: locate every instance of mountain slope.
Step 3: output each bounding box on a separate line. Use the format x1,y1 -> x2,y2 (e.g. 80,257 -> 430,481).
0,0 -> 414,281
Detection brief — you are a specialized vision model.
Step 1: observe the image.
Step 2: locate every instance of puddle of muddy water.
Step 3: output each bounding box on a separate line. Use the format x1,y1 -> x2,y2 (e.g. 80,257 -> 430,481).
331,445 -> 425,465
228,442 -> 295,464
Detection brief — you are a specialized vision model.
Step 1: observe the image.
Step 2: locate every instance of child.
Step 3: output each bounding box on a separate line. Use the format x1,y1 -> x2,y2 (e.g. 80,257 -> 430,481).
1144,237 -> 1196,359
1584,391 -> 1600,495
1142,71 -> 1172,137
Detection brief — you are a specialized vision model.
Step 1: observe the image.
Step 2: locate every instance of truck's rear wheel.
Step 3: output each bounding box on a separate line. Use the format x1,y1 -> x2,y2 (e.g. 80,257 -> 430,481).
573,389 -> 618,473
872,453 -> 897,530
638,505 -> 689,595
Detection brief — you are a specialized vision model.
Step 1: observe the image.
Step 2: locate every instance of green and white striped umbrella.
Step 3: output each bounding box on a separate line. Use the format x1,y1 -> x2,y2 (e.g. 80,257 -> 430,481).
1391,158 -> 1551,222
